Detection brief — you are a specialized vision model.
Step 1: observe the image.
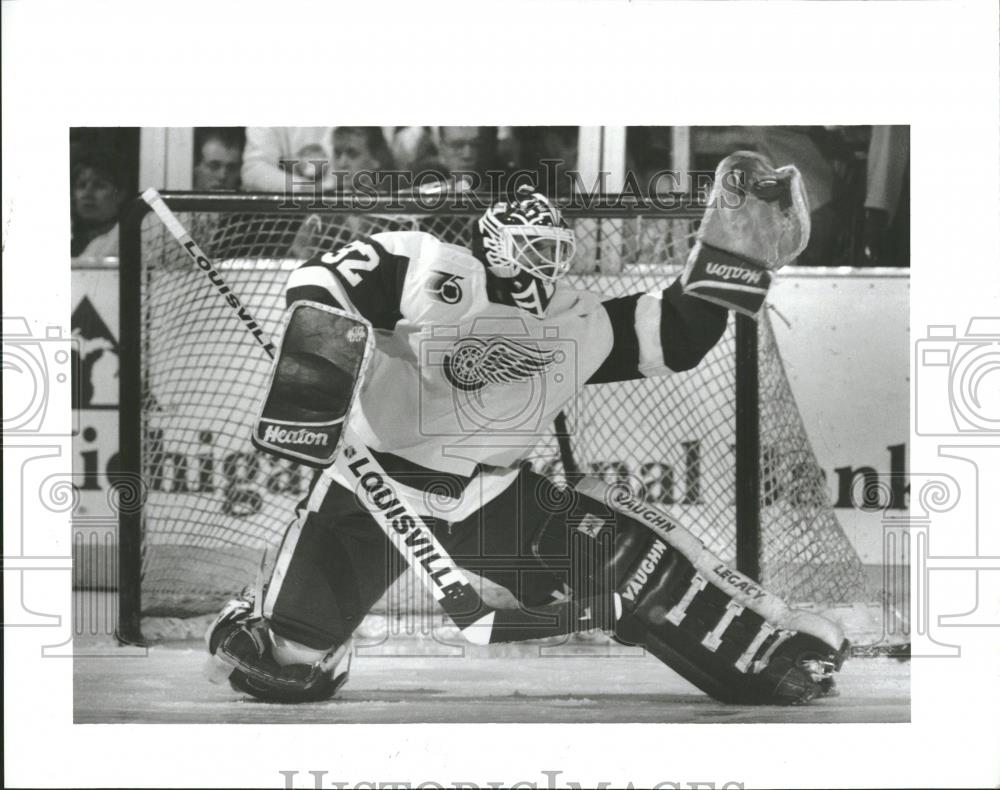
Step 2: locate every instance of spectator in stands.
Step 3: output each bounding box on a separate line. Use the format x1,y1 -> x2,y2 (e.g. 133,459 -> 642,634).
240,126 -> 336,192
514,126 -> 579,196
241,126 -> 408,193
863,125 -> 910,267
331,126 -> 395,192
193,129 -> 244,191
388,126 -> 434,172
417,127 -> 499,185
71,156 -> 126,259
288,127 -> 399,258
440,126 -> 493,173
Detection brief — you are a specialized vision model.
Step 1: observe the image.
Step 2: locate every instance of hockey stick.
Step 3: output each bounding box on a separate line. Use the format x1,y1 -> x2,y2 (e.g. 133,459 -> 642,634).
141,188 -> 498,644
552,411 -> 581,485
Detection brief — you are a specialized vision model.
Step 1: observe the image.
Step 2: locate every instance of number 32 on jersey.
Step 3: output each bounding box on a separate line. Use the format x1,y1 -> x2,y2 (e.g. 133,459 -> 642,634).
322,242 -> 380,287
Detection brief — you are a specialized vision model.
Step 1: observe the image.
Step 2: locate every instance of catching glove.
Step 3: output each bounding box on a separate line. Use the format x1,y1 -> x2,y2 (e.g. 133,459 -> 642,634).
682,151 -> 810,317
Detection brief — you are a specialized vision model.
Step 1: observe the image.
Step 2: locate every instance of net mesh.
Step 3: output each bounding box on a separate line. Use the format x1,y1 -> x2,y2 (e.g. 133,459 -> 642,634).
134,202 -> 868,619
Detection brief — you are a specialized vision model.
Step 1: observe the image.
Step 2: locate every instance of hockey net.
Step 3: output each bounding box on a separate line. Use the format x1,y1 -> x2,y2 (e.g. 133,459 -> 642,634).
119,195 -> 873,642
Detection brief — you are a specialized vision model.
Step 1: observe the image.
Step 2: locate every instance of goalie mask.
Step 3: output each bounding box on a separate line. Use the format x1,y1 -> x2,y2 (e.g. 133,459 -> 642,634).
474,188 -> 576,317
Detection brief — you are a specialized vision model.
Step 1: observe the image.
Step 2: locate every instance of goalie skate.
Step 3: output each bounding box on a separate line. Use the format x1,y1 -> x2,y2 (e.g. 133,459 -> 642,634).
202,587 -> 256,685
204,588 -> 351,703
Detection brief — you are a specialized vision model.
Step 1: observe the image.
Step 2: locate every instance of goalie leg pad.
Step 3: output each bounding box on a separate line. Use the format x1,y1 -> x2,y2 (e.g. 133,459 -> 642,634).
252,302 -> 373,468
567,479 -> 848,705
612,548 -> 848,705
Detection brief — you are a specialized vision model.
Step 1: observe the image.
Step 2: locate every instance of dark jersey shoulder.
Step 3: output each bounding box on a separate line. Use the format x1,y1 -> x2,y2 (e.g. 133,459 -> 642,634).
288,235 -> 412,330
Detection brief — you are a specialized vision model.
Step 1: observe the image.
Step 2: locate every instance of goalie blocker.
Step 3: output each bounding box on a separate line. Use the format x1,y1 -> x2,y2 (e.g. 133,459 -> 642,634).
252,302 -> 373,467
558,476 -> 849,705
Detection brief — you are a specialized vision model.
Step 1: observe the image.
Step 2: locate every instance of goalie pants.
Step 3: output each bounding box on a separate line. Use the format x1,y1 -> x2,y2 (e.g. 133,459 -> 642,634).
264,467 -> 583,651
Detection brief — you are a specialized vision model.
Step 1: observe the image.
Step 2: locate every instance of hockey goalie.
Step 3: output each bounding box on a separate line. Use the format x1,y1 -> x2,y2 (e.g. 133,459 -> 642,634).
205,152 -> 849,705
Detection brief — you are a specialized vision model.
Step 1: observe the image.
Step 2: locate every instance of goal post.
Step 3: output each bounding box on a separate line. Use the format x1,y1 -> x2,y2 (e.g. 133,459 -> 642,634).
734,313 -> 761,583
117,195 -> 148,645
115,192 -> 869,645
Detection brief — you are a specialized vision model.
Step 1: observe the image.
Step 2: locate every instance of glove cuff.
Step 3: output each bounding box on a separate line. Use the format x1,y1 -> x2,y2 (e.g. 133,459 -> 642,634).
681,242 -> 773,318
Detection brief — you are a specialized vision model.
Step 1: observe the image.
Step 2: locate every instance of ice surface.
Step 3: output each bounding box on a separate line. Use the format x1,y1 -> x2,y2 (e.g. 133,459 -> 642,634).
73,591 -> 908,723
74,639 -> 909,724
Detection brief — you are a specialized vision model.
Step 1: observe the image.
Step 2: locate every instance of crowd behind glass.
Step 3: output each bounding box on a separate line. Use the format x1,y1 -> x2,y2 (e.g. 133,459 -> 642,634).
70,125 -> 909,267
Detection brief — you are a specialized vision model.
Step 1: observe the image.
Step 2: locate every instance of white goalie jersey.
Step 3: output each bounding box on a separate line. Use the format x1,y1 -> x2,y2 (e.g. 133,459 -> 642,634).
285,230 -> 725,521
